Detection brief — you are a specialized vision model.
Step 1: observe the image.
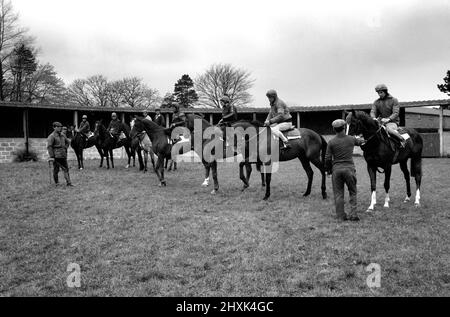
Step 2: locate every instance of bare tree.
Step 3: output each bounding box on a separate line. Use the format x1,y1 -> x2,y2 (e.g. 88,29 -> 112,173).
120,77 -> 160,108
68,79 -> 92,107
0,0 -> 28,100
23,63 -> 66,103
107,80 -> 124,108
195,63 -> 254,108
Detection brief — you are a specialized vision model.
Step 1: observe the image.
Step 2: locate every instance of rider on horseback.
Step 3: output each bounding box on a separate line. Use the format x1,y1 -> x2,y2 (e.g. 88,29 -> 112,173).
264,89 -> 292,149
218,96 -> 238,127
371,84 -> 406,148
77,115 -> 91,142
107,112 -> 124,144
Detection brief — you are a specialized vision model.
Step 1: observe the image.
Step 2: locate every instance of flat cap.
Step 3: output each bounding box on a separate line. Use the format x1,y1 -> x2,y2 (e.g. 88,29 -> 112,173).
332,119 -> 346,128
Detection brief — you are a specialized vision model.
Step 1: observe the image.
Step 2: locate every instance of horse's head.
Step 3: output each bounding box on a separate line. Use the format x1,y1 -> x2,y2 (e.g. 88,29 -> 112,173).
94,120 -> 106,136
346,110 -> 379,138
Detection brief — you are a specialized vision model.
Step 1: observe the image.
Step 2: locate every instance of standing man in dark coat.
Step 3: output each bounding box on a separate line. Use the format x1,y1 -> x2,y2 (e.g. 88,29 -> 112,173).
325,119 -> 364,221
47,121 -> 74,187
154,108 -> 166,127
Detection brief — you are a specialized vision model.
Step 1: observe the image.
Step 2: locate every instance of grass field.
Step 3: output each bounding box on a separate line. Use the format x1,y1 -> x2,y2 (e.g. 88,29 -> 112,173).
0,156 -> 449,296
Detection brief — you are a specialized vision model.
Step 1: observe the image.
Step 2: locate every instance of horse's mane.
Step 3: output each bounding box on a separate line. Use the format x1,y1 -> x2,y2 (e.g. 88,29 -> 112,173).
354,111 -> 379,129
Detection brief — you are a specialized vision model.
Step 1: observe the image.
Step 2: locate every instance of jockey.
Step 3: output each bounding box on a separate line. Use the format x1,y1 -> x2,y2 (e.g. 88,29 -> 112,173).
170,104 -> 187,128
264,89 -> 292,149
77,114 -> 91,140
143,110 -> 153,121
371,84 -> 406,147
217,96 -> 238,127
107,112 -> 123,142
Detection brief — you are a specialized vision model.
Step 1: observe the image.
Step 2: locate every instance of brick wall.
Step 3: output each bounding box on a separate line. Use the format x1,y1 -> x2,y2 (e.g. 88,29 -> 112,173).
0,138 -> 127,163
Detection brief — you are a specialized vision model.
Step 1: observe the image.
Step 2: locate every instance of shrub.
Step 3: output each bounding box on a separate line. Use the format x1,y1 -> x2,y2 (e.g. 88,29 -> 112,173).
13,148 -> 38,162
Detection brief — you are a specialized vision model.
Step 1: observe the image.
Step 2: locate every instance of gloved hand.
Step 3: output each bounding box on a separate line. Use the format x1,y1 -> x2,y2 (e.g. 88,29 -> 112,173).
381,118 -> 390,124
48,157 -> 55,163
264,120 -> 270,127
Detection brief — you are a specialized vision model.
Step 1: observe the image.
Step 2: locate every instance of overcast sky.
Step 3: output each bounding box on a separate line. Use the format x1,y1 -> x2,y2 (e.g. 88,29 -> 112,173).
12,0 -> 450,107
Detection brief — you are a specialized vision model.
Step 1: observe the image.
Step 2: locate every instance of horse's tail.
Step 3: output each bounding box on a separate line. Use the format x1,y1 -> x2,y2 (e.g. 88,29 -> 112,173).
320,134 -> 328,167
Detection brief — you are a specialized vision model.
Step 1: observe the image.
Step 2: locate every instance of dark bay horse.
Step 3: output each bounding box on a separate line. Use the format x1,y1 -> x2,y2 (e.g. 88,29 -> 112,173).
231,120 -> 328,200
132,118 -> 172,186
69,131 -> 102,170
94,121 -> 134,169
346,110 -> 423,210
171,113 -> 245,194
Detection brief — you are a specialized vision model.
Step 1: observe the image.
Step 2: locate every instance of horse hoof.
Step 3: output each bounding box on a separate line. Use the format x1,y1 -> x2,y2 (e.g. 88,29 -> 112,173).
414,203 -> 421,208
322,193 -> 327,199
159,181 -> 167,187
365,208 -> 374,213
404,197 -> 411,203
201,182 -> 209,187
263,195 -> 270,201
79,168 -> 83,170
384,204 -> 389,208
303,192 -> 310,197
211,189 -> 217,195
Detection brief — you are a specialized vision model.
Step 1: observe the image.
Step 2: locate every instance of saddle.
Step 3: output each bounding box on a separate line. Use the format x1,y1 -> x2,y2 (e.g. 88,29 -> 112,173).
282,128 -> 301,140
380,126 -> 410,162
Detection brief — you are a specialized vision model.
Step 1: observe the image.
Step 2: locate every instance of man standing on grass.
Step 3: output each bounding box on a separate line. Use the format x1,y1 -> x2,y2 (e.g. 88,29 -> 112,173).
47,122 -> 74,187
325,119 -> 364,221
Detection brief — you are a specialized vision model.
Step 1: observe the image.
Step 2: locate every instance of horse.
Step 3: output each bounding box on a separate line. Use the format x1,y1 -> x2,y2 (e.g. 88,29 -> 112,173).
230,120 -> 328,200
346,110 -> 423,210
94,120 -> 134,169
131,117 -> 172,186
130,118 -> 156,173
66,127 -> 102,170
170,114 -> 264,194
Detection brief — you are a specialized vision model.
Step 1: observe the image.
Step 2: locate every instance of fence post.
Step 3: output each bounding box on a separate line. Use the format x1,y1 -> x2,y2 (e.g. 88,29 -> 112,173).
73,110 -> 78,128
296,112 -> 301,128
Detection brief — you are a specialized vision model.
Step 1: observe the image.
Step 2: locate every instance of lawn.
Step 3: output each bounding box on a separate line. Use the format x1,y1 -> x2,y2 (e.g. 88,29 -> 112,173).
0,156 -> 449,296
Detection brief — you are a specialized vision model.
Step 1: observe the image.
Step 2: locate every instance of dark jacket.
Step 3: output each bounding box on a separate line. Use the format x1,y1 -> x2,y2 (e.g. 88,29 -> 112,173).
370,94 -> 400,124
107,119 -> 123,136
155,114 -> 166,127
266,97 -> 292,124
47,131 -> 70,159
78,121 -> 90,135
222,104 -> 238,122
325,135 -> 364,172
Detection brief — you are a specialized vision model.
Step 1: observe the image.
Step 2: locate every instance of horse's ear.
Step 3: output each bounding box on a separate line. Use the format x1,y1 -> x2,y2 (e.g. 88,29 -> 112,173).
351,109 -> 356,116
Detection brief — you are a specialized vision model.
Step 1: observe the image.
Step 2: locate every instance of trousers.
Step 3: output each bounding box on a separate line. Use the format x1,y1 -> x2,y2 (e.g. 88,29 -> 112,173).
270,122 -> 293,142
332,167 -> 357,218
53,158 -> 71,185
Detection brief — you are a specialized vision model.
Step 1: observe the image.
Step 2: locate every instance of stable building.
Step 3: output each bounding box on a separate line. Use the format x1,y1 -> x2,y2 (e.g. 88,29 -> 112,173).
0,99 -> 449,163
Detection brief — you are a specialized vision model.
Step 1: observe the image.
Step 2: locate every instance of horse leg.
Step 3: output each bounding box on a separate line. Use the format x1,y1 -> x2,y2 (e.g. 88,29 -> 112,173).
411,155 -> 422,207
210,160 -> 219,195
299,157 -> 314,197
150,150 -> 156,172
202,163 -> 211,187
310,157 -> 327,199
125,146 -> 131,169
156,156 -> 166,186
174,162 -> 177,171
110,149 -> 114,169
400,160 -> 411,203
143,150 -> 148,173
367,165 -> 377,212
256,163 -> 266,187
263,166 -> 271,200
239,162 -> 250,190
383,165 -> 392,208
80,149 -> 85,170
96,146 -> 103,168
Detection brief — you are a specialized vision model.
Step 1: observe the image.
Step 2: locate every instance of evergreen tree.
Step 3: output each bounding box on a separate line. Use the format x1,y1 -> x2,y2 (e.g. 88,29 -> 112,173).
173,74 -> 198,107
10,42 -> 36,101
437,70 -> 450,97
